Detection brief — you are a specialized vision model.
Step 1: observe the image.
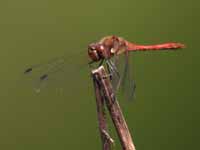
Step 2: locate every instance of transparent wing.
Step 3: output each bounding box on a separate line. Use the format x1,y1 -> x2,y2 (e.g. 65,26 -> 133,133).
106,50 -> 136,101
23,52 -> 88,92
120,50 -> 136,100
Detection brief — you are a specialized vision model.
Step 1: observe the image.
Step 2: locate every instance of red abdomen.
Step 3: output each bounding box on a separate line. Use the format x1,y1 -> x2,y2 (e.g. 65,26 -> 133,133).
126,42 -> 185,51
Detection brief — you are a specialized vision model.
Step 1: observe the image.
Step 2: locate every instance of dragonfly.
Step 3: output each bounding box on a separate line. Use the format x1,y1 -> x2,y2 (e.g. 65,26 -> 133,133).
88,35 -> 184,98
24,35 -> 185,98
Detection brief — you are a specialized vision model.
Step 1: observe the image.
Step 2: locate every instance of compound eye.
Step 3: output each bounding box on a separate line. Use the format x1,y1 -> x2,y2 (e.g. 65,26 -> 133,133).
88,49 -> 100,61
88,43 -> 97,51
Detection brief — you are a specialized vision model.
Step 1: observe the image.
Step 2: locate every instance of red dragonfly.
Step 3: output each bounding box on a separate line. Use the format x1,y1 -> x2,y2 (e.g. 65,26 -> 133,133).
24,35 -> 185,98
87,35 -> 184,98
88,35 -> 184,63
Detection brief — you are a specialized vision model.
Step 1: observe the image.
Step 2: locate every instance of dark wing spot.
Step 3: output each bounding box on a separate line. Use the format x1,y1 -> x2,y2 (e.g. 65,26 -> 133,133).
24,68 -> 32,74
40,74 -> 48,81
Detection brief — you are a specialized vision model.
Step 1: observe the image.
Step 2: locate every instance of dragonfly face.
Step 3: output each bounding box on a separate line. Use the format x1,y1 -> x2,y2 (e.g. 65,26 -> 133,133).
88,43 -> 102,62
88,36 -> 130,64
88,42 -> 112,62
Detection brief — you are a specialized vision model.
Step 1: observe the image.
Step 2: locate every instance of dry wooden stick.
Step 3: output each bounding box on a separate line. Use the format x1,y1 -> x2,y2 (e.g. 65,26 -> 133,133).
92,66 -> 136,150
92,75 -> 112,150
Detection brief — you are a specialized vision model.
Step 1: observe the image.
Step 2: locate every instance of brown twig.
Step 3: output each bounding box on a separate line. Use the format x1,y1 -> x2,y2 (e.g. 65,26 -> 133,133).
92,66 -> 136,150
92,72 -> 112,150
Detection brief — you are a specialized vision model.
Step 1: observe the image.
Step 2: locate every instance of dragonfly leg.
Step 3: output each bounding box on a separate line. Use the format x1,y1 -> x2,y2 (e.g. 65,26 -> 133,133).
107,60 -> 120,78
106,60 -> 114,80
98,59 -> 104,67
88,59 -> 104,68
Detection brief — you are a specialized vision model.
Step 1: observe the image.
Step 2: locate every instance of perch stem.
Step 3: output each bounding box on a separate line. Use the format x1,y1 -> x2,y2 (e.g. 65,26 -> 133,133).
92,66 -> 136,150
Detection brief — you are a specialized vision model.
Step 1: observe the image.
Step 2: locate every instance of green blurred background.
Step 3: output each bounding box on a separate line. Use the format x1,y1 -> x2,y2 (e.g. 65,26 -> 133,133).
0,0 -> 199,149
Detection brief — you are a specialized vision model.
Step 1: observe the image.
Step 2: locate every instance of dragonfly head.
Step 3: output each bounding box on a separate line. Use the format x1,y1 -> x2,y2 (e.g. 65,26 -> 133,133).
88,43 -> 105,62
